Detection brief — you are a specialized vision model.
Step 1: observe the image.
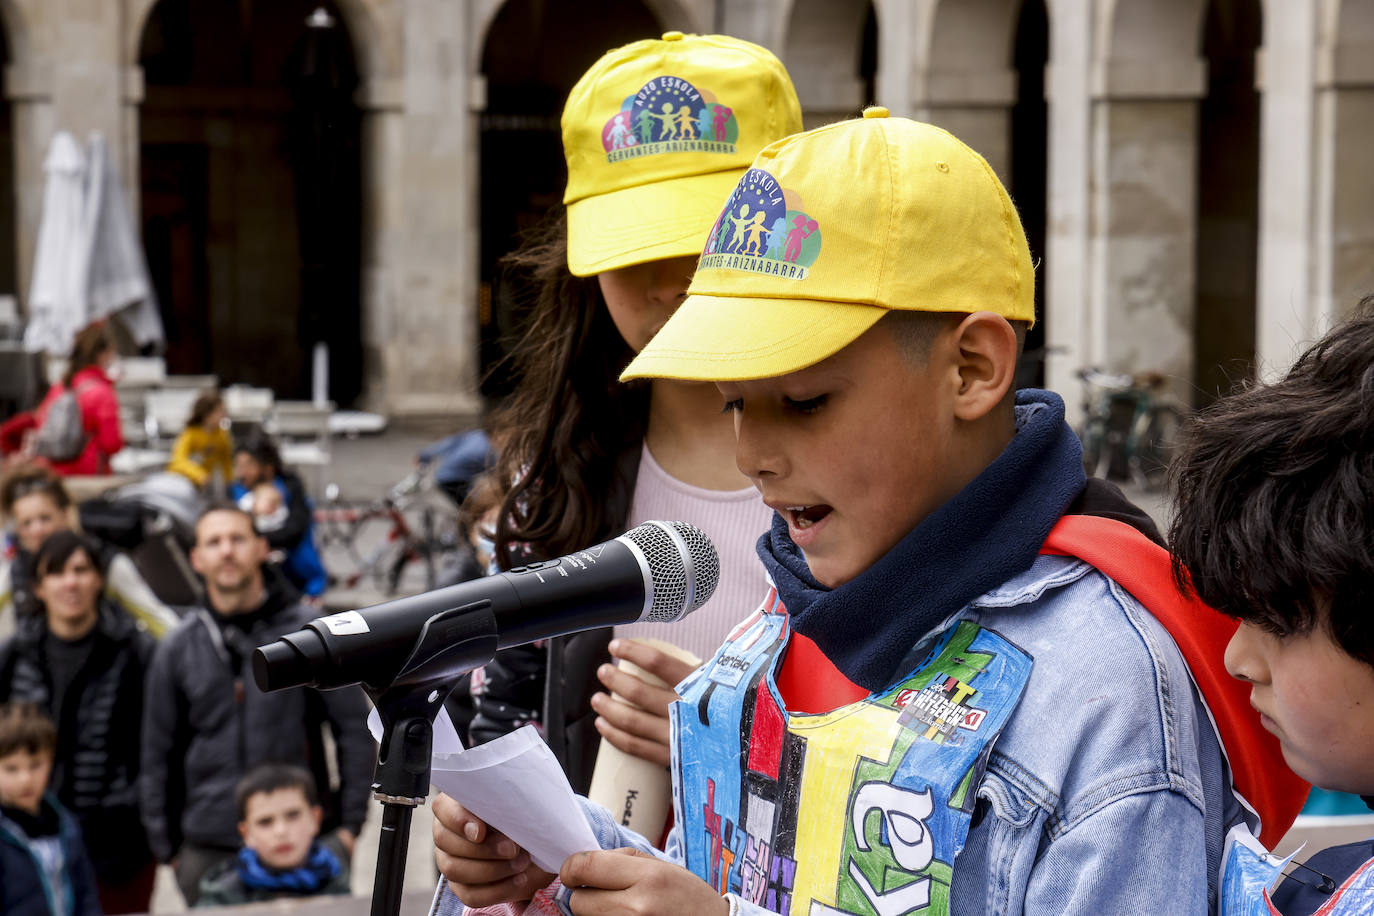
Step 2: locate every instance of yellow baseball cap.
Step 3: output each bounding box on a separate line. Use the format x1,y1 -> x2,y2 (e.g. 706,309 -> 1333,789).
562,31 -> 802,277
621,109 -> 1036,381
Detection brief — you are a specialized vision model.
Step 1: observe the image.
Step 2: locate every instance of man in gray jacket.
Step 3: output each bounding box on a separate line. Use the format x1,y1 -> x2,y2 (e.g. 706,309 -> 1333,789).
139,506 -> 375,904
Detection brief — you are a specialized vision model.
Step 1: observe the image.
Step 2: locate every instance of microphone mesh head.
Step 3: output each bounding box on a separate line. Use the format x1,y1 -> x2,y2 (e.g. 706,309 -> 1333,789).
623,521 -> 720,623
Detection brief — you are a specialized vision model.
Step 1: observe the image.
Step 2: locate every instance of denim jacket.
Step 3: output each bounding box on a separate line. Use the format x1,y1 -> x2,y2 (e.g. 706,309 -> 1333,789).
435,552 -> 1243,916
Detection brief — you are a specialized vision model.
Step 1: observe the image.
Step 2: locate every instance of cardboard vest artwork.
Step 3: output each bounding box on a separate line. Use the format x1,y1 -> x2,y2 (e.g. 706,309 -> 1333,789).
1220,826 -> 1374,916
672,589 -> 1033,916
33,381 -> 91,462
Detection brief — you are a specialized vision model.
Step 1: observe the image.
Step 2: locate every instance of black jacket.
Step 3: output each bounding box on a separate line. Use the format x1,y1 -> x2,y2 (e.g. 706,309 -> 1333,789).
0,795 -> 102,916
138,568 -> 375,859
467,444 -> 641,793
0,600 -> 155,882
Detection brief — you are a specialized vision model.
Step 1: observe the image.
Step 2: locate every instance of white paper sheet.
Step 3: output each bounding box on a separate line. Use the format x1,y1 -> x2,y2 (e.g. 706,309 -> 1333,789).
367,708 -> 599,873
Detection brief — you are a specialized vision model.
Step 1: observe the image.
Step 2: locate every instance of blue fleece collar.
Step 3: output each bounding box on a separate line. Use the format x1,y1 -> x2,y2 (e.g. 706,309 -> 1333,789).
236,841 -> 341,893
757,389 -> 1087,692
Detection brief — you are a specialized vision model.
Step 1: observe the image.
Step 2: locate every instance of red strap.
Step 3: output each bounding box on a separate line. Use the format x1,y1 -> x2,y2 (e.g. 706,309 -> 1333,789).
1043,515 -> 1308,847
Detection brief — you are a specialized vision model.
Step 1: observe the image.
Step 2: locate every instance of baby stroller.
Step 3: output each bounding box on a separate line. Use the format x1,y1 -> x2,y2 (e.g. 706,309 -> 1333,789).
78,471 -> 206,609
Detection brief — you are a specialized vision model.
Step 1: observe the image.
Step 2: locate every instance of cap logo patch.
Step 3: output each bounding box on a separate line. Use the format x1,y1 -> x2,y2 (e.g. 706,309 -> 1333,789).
602,75 -> 739,162
699,168 -> 821,279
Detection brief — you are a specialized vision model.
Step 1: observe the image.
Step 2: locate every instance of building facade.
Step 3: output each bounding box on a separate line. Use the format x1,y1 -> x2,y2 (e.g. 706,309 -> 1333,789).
0,0 -> 1369,415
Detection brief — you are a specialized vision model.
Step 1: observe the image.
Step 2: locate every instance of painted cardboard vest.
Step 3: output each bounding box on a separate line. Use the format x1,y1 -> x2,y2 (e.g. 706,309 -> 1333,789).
1220,826 -> 1374,916
671,589 -> 1033,915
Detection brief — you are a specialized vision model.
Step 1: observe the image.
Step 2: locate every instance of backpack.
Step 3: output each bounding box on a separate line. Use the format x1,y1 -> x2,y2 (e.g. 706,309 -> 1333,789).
33,380 -> 91,463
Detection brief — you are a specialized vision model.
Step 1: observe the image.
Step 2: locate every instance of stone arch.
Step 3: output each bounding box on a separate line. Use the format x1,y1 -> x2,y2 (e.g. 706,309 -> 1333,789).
125,0 -> 395,81
908,0 -> 1025,179
135,0 -> 368,400
472,0 -> 709,64
923,0 -> 1022,70
781,0 -> 875,126
1102,0 -> 1208,59
475,0 -> 671,395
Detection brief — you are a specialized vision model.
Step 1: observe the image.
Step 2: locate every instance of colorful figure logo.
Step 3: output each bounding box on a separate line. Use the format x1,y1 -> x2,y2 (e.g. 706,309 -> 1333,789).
602,75 -> 740,162
700,169 -> 822,280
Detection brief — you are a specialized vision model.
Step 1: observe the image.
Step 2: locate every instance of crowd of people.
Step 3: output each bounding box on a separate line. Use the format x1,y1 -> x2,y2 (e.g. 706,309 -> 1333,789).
0,499 -> 371,914
0,367 -> 361,914
0,26 -> 1370,916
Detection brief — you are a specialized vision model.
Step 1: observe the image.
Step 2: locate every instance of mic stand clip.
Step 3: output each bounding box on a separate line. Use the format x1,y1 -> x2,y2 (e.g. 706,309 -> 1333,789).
364,600 -> 499,916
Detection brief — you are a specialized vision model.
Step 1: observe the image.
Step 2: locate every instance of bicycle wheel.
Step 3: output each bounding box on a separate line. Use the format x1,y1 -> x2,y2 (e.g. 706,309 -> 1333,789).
1133,405 -> 1185,491
321,503 -> 406,592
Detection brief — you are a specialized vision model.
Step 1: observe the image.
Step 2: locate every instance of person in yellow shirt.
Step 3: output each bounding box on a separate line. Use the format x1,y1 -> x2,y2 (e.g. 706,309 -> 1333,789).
167,391 -> 233,492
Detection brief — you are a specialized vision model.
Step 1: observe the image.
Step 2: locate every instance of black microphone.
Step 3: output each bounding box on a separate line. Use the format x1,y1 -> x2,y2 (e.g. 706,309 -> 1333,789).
252,520 -> 719,693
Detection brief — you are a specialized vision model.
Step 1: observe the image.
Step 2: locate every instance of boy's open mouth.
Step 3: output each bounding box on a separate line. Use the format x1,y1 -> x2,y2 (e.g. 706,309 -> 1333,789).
786,505 -> 833,529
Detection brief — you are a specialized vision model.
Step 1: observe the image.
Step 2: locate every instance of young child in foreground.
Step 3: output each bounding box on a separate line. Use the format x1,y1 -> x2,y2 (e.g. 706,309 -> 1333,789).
195,762 -> 350,906
0,703 -> 101,916
1169,301 -> 1374,916
431,111 -> 1300,915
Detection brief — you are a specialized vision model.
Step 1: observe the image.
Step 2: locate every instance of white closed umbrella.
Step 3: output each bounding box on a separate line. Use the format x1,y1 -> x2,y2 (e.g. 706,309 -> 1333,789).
85,133 -> 163,348
23,131 -> 164,356
24,131 -> 91,356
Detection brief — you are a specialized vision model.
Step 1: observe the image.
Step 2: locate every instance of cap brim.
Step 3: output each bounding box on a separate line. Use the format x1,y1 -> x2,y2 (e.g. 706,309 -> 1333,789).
621,293 -> 888,381
566,169 -> 745,277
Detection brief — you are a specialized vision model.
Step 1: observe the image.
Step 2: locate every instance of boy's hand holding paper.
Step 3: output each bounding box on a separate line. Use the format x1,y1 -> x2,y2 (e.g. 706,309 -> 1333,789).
366,708 -> 599,878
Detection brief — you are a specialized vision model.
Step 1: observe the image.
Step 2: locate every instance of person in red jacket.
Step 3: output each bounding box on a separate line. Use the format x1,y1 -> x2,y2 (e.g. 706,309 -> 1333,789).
35,323 -> 123,476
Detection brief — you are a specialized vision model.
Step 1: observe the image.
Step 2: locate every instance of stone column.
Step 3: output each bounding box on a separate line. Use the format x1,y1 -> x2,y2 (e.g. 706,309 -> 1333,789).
5,57 -> 54,305
356,75 -> 406,411
1254,1 -> 1319,376
1312,28 -> 1374,328
361,0 -> 481,416
1042,0 -> 1093,412
873,0 -> 917,118
50,0 -> 125,175
119,65 -> 142,224
1084,59 -> 1207,405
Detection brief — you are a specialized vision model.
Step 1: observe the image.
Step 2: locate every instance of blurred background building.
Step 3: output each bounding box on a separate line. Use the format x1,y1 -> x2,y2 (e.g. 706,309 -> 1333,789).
0,0 -> 1367,416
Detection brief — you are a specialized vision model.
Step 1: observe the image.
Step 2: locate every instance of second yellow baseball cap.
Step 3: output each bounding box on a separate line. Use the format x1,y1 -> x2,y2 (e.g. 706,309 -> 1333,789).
562,32 -> 802,277
621,109 -> 1036,381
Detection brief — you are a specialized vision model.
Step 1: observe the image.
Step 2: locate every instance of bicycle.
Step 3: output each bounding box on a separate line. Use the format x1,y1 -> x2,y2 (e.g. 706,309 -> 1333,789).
1076,367 -> 1186,492
313,467 -> 463,596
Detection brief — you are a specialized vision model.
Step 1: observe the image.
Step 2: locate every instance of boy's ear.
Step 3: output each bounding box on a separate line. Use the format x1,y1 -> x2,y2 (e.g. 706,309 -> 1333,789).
948,312 -> 1019,422
311,804 -> 323,832
238,820 -> 249,843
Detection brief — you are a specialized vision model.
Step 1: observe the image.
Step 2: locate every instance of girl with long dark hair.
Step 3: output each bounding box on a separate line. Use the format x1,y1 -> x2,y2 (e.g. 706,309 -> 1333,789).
470,33 -> 801,795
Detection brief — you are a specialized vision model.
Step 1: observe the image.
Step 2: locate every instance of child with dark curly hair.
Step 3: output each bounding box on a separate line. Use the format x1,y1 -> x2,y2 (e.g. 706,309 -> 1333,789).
1170,298 -> 1374,915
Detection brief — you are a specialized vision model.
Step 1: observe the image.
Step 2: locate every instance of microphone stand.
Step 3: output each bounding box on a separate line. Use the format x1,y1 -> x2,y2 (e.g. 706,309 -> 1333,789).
363,601 -> 500,916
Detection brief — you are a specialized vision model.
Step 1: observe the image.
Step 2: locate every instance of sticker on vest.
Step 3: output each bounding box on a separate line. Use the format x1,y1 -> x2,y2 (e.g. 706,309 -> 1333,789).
674,619 -> 1033,915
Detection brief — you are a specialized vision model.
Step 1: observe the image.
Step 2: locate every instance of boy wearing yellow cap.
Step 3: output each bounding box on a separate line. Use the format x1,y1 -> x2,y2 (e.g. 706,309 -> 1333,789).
435,113 -> 1297,914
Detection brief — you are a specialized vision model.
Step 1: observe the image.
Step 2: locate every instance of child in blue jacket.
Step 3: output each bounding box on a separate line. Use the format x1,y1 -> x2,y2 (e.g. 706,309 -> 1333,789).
0,703 -> 101,916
